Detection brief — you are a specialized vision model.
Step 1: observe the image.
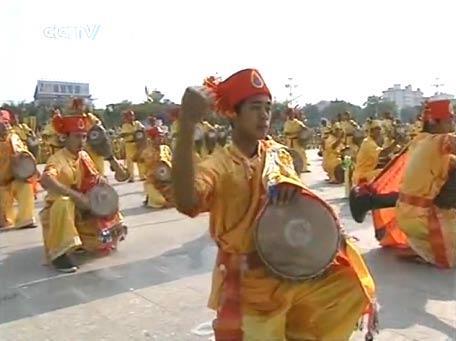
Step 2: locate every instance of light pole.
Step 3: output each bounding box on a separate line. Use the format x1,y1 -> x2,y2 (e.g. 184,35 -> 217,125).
285,77 -> 298,106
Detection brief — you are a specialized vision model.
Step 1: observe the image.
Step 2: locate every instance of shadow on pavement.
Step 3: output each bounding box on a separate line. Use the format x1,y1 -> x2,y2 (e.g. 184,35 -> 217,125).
363,248 -> 456,339
0,233 -> 215,325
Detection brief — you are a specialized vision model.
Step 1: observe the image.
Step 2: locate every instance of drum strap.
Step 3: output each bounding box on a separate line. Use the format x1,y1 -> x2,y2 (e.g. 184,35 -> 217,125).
213,250 -> 263,340
213,249 -> 244,341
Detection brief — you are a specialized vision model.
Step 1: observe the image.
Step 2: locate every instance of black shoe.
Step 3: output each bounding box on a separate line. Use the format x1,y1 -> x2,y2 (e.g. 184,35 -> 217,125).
19,223 -> 38,229
143,196 -> 149,206
52,254 -> 78,273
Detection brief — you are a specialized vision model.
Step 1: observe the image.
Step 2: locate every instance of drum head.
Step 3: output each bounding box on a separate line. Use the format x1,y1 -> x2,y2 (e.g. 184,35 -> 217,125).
88,184 -> 119,217
154,163 -> 171,182
12,153 -> 37,180
134,130 -> 145,142
88,126 -> 103,144
256,193 -> 340,280
88,126 -> 113,158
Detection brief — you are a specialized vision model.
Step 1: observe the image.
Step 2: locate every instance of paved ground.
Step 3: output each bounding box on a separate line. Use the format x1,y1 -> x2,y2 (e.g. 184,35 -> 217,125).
0,150 -> 455,341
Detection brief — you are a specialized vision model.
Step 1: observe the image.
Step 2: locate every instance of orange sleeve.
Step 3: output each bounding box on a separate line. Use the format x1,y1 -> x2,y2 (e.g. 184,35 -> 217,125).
182,157 -> 220,217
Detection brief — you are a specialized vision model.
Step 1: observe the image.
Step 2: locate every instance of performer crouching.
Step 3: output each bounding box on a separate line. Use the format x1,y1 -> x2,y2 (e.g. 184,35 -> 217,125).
40,113 -> 128,273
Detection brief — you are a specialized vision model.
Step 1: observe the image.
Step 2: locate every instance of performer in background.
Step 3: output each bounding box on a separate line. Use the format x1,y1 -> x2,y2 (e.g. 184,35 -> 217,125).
322,122 -> 346,183
396,99 -> 456,268
140,126 -> 173,209
170,68 -> 377,340
0,109 -> 37,230
120,110 -> 145,182
283,107 -> 309,172
40,113 -> 128,273
64,98 -> 108,176
352,120 -> 398,186
42,109 -> 64,157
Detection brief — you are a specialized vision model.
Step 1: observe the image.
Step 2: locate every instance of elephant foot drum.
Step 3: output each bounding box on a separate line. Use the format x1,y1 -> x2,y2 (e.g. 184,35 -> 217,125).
87,183 -> 119,217
255,190 -> 340,280
12,153 -> 37,180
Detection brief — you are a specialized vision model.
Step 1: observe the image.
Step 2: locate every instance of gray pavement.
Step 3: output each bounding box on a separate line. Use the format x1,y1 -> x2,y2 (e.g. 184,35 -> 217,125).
0,150 -> 455,340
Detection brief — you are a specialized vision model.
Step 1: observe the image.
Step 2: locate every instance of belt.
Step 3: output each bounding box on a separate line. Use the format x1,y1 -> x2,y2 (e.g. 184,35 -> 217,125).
398,192 -> 433,208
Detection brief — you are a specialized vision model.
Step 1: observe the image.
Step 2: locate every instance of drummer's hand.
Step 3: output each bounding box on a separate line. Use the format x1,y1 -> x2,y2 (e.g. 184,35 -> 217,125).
181,86 -> 214,124
97,176 -> 108,185
71,192 -> 91,211
269,184 -> 298,206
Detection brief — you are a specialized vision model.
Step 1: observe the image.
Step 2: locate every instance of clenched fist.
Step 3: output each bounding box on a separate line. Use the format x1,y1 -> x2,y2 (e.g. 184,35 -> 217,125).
180,86 -> 214,124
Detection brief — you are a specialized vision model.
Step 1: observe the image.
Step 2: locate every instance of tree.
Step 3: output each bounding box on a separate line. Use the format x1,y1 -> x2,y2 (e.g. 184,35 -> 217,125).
301,103 -> 320,127
362,96 -> 398,120
400,106 -> 421,123
322,100 -> 363,122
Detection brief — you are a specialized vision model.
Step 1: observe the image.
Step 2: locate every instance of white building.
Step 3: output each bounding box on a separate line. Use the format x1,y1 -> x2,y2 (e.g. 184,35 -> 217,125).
427,92 -> 455,101
382,84 -> 424,109
33,80 -> 92,107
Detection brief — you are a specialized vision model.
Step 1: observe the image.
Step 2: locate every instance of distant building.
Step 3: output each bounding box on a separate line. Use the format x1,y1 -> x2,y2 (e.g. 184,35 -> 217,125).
33,80 -> 92,107
382,84 -> 424,110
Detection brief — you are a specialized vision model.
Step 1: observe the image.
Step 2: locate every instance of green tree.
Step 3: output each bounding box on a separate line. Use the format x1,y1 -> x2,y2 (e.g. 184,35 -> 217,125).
362,96 -> 398,120
302,103 -> 320,127
322,100 -> 363,122
400,106 -> 421,123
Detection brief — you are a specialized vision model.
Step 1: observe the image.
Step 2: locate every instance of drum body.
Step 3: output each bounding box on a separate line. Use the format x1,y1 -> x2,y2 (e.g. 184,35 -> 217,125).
434,169 -> 456,209
298,128 -> 312,147
12,153 -> 37,180
352,129 -> 365,146
287,149 -> 303,174
255,191 -> 340,280
87,183 -> 119,217
87,125 -> 113,158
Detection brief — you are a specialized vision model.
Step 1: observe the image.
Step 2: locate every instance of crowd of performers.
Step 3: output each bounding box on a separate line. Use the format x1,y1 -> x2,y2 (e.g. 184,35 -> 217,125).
0,68 -> 454,340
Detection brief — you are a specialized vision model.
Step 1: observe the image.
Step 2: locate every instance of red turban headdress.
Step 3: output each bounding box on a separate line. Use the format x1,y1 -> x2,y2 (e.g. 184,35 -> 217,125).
203,68 -> 271,118
52,113 -> 90,134
422,99 -> 454,122
146,126 -> 164,139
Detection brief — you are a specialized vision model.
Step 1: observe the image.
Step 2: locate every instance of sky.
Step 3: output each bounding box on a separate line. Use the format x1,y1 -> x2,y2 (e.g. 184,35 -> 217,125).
1,0 -> 455,108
